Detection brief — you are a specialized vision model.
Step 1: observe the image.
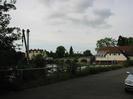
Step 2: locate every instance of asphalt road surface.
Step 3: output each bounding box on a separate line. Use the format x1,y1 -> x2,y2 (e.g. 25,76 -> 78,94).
0,67 -> 133,99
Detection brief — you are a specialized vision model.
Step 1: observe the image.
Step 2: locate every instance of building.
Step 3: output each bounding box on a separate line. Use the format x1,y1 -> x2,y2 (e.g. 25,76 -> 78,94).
29,49 -> 47,60
96,46 -> 133,65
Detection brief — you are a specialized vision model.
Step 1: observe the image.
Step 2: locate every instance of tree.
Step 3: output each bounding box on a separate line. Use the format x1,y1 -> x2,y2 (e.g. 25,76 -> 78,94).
65,51 -> 69,57
56,46 -> 66,58
128,37 -> 133,45
96,37 -> 117,50
32,54 -> 46,68
0,0 -> 20,67
83,50 -> 92,56
117,36 -> 126,46
0,0 -> 20,50
117,36 -> 133,46
49,51 -> 56,58
69,46 -> 74,57
65,60 -> 78,76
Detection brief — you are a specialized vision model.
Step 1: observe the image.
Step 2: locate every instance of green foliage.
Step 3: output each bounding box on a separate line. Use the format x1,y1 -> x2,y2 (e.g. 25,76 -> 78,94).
96,37 -> 117,49
80,59 -> 87,63
0,0 -> 16,12
117,36 -> 133,46
73,59 -> 78,63
0,0 -> 20,67
32,54 -> 46,68
46,51 -> 56,58
73,53 -> 83,58
123,60 -> 133,67
65,52 -> 69,57
0,0 -> 20,50
56,46 -> 66,58
66,60 -> 78,76
0,50 -> 17,68
65,59 -> 71,64
69,46 -> 74,57
10,64 -> 126,89
77,65 -> 123,77
83,50 -> 92,56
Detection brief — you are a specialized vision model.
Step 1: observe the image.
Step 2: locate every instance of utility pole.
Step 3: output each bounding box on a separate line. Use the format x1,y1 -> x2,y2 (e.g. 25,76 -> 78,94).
27,29 -> 30,60
22,29 -> 30,63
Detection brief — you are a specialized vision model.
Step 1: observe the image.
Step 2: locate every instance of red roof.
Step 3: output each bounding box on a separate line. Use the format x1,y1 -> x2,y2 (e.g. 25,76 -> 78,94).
97,46 -> 133,56
98,46 -> 133,53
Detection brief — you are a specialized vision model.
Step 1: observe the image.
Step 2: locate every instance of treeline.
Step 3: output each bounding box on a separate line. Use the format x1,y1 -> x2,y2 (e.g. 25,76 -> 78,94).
45,46 -> 93,58
96,36 -> 133,49
118,36 -> 133,46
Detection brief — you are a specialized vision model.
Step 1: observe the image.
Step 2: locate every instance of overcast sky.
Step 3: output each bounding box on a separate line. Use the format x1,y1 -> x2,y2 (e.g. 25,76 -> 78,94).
10,0 -> 133,54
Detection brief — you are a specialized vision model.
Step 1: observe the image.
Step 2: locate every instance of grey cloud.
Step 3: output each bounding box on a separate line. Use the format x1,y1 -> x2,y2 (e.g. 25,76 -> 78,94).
90,9 -> 113,28
49,12 -> 66,19
70,0 -> 94,13
41,0 -> 68,6
40,0 -> 113,28
94,9 -> 113,19
66,9 -> 113,28
41,0 -> 94,12
46,0 -> 95,19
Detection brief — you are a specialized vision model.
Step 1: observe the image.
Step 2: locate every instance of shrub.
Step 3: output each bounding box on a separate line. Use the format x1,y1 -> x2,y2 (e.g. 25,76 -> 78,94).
80,59 -> 87,63
123,60 -> 133,67
32,54 -> 46,68
73,59 -> 78,63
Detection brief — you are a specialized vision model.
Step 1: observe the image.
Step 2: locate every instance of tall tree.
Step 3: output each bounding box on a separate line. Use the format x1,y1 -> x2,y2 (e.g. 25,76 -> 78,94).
117,36 -> 133,46
83,50 -> 92,56
0,0 -> 20,67
128,37 -> 133,45
96,37 -> 117,50
117,36 -> 126,46
56,46 -> 66,58
0,0 -> 20,50
69,46 -> 74,57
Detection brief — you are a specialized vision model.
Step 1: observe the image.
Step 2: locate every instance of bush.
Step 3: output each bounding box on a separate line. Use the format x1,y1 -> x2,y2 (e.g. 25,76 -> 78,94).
80,59 -> 87,63
65,59 -> 71,64
123,60 -> 133,67
77,65 -> 123,76
73,59 -> 78,63
32,54 -> 46,68
0,50 -> 17,69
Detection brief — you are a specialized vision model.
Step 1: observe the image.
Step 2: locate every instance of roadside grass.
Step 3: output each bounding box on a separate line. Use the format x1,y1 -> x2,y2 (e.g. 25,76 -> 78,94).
76,65 -> 124,77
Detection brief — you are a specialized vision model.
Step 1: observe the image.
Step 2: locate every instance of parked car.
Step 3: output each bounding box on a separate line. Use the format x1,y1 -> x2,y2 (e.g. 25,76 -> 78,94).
125,71 -> 133,92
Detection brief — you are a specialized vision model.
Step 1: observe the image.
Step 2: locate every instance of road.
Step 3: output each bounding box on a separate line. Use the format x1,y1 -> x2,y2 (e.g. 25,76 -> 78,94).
0,67 -> 133,99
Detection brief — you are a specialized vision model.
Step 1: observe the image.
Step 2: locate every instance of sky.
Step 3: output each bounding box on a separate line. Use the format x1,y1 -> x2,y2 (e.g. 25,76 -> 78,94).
9,0 -> 133,54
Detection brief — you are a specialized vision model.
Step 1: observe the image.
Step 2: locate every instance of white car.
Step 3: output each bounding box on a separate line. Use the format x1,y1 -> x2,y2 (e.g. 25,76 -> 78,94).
125,71 -> 133,92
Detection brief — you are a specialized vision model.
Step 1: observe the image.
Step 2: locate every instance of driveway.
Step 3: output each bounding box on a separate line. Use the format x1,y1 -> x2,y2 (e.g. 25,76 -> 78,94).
0,67 -> 133,99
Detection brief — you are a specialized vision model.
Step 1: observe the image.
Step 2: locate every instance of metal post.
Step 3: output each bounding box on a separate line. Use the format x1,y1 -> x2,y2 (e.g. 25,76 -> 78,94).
22,29 -> 29,63
27,29 -> 30,61
27,29 -> 30,54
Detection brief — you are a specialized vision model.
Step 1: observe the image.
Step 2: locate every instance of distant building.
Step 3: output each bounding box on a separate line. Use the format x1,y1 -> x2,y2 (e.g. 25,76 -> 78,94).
29,49 -> 47,60
96,46 -> 133,65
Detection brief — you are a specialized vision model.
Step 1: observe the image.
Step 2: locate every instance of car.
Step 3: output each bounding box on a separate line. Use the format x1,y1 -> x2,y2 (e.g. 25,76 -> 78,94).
124,71 -> 133,92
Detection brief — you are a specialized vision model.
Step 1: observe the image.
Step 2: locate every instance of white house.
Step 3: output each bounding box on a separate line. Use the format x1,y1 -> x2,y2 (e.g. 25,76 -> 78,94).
96,46 -> 133,64
29,49 -> 47,60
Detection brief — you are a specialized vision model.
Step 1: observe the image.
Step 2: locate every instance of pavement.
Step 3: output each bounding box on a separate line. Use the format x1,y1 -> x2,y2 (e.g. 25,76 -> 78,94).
0,67 -> 133,99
